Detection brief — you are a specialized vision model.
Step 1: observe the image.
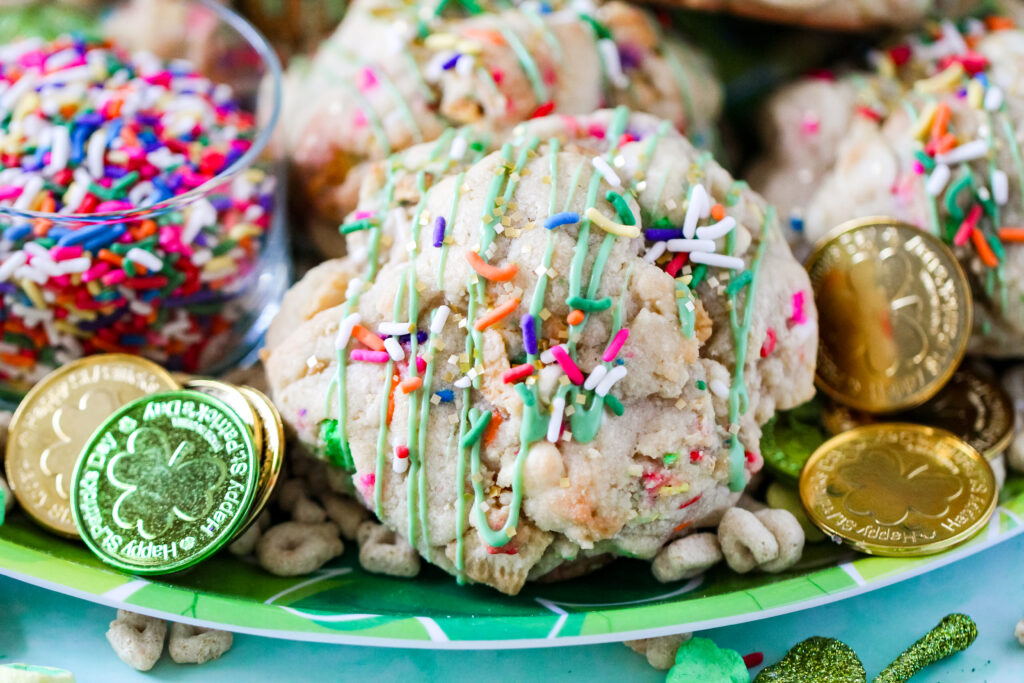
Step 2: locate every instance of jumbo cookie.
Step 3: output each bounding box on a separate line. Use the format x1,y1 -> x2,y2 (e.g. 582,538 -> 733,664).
265,108 -> 817,595
751,7 -> 1024,355
276,0 -> 722,241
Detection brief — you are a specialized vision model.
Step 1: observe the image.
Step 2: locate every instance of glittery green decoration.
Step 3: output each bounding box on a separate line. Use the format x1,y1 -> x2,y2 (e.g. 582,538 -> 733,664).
754,637 -> 865,683
666,637 -> 750,683
873,614 -> 977,683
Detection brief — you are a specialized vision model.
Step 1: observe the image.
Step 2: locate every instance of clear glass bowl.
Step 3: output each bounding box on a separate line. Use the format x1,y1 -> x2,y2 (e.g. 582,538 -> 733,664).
0,0 -> 288,392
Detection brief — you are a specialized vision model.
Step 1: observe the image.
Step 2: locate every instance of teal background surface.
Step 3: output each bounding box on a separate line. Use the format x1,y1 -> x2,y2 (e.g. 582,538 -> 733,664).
3,536 -> 1024,682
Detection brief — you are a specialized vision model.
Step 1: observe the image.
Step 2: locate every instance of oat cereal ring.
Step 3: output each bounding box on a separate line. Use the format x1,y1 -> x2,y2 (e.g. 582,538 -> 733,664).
167,622 -> 233,664
322,493 -> 369,540
105,610 -> 166,672
624,633 -> 693,671
257,521 -> 344,576
276,479 -> 309,512
1015,618 -> 1024,647
292,495 -> 327,524
754,509 -> 805,573
717,507 -> 780,574
356,521 -> 420,578
652,533 -> 723,583
227,522 -> 262,557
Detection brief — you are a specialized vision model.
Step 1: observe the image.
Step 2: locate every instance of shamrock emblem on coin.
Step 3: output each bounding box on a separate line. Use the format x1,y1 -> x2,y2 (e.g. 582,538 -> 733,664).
40,388 -> 121,499
836,448 -> 961,526
108,427 -> 226,540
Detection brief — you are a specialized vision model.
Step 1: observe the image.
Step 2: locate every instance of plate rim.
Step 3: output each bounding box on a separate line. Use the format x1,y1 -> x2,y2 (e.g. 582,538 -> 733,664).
1,504 -> 1021,650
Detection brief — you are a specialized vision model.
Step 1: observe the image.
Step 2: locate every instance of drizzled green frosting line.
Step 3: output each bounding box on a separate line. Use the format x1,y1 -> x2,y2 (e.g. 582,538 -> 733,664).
498,26 -> 548,104
725,205 -> 774,491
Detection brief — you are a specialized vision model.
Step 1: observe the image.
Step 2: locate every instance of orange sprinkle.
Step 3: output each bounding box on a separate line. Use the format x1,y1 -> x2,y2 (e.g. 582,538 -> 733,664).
972,228 -> 998,267
671,520 -> 693,535
107,98 -> 123,118
98,249 -> 123,266
386,372 -> 399,425
119,124 -> 138,147
352,324 -> 386,352
933,132 -> 957,155
484,411 -> 503,445
475,298 -> 520,331
986,16 -> 1015,31
462,28 -> 506,45
930,102 -> 951,142
566,309 -> 585,326
399,377 -> 423,394
135,219 -> 157,239
32,219 -> 52,236
39,195 -> 56,213
0,353 -> 33,367
998,227 -> 1024,242
91,337 -> 123,353
466,250 -> 518,281
710,203 -> 725,221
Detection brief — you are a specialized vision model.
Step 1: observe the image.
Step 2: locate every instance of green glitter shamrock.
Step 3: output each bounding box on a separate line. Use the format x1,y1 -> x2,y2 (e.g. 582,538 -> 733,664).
666,637 -> 749,683
40,387 -> 122,500
108,427 -> 226,540
754,637 -> 865,682
836,448 -> 961,525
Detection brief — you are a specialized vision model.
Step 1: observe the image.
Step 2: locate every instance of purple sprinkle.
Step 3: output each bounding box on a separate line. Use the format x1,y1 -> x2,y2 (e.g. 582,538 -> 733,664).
105,165 -> 128,179
164,291 -> 225,306
442,53 -> 462,71
521,314 -> 537,356
209,195 -> 233,211
432,216 -> 446,247
75,111 -> 104,127
78,310 -> 127,331
618,44 -> 643,70
645,228 -> 683,241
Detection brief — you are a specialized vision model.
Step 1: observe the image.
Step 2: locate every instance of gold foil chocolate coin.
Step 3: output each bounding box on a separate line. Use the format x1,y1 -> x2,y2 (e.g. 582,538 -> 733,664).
799,423 -> 996,556
806,217 -> 972,413
70,390 -> 259,574
821,367 -> 1013,459
5,355 -> 178,537
235,386 -> 283,534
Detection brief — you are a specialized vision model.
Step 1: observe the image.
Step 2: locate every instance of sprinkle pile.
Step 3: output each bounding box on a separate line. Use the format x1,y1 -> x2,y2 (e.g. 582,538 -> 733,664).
0,34 -> 275,382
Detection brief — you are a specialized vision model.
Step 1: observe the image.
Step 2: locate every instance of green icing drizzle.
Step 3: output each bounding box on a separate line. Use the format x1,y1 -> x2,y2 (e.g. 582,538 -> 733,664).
724,206 -> 774,491
498,26 -> 548,104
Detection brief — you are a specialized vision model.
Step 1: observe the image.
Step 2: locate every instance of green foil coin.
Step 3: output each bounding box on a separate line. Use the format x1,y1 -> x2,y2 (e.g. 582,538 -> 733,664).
70,390 -> 259,574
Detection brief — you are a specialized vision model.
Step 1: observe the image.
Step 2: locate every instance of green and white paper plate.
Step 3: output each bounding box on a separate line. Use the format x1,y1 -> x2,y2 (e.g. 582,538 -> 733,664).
2,479 -> 1023,649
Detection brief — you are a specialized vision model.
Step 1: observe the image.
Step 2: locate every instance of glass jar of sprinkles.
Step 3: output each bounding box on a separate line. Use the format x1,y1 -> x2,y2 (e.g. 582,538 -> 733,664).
0,0 -> 288,391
